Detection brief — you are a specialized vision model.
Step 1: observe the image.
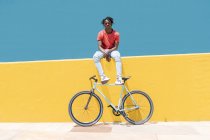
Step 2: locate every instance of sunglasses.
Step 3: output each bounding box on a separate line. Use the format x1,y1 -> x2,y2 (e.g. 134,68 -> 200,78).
104,22 -> 111,26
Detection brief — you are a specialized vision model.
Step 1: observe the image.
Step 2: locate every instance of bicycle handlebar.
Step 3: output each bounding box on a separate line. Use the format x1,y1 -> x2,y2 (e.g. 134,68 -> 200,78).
89,75 -> 98,82
89,75 -> 131,83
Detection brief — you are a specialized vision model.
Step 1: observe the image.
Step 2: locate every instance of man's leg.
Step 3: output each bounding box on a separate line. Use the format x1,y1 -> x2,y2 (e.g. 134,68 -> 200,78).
93,51 -> 110,83
110,51 -> 123,84
93,51 -> 104,76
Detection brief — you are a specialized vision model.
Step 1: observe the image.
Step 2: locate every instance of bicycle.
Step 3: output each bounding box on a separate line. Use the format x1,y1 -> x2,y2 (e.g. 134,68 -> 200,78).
68,75 -> 154,127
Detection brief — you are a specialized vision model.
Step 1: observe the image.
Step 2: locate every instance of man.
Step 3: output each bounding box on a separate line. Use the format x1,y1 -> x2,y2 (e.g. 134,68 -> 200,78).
93,17 -> 123,85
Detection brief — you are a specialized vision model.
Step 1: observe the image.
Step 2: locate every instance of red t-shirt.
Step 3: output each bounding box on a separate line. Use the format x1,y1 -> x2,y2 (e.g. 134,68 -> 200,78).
97,30 -> 120,49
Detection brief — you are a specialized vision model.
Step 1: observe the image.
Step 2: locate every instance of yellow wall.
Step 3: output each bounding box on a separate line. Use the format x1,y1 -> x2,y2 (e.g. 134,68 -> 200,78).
0,53 -> 210,122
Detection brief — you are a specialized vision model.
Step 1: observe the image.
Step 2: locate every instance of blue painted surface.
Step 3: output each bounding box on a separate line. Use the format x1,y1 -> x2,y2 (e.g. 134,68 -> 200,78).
0,0 -> 210,62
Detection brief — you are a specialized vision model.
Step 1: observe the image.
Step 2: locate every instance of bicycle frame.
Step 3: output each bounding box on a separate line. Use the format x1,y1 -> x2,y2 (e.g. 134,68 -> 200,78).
69,76 -> 154,126
92,82 -> 139,112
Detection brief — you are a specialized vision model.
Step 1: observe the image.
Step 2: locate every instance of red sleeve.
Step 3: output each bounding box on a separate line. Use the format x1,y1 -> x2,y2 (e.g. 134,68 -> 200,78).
115,32 -> 120,43
97,31 -> 103,41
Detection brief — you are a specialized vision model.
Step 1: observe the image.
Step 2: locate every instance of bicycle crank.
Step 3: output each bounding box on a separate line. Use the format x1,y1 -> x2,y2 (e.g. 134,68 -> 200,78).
108,105 -> 121,116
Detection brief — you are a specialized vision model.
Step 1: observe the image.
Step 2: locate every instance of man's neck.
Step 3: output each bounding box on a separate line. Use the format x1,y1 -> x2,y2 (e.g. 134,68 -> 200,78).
105,28 -> 113,34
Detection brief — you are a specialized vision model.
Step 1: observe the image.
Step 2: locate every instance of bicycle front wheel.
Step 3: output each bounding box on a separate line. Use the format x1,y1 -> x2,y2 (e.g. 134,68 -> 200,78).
121,90 -> 154,125
68,91 -> 103,127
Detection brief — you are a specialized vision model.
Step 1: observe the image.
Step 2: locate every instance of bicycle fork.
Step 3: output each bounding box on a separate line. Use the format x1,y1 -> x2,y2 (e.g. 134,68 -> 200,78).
84,90 -> 94,110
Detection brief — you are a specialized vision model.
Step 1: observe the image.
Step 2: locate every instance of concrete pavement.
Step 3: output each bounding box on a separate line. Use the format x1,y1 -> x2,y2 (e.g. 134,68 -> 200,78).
0,122 -> 210,140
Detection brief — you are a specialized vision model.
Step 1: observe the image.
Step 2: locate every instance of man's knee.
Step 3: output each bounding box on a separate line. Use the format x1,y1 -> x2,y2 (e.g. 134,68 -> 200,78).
93,52 -> 102,63
111,51 -> 121,62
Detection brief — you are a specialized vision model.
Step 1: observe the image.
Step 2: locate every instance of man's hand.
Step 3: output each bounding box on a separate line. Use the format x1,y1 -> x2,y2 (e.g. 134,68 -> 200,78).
104,49 -> 110,54
103,49 -> 111,62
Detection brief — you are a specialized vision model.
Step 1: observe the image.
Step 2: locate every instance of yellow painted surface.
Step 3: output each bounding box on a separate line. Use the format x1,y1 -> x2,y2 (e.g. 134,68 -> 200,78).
0,54 -> 210,122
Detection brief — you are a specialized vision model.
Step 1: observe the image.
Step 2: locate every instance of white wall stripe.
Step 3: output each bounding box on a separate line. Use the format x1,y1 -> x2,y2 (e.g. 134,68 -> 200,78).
1,52 -> 210,64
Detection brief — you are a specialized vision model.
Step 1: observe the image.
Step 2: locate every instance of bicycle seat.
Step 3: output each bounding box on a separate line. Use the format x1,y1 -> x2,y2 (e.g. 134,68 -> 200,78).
122,76 -> 131,82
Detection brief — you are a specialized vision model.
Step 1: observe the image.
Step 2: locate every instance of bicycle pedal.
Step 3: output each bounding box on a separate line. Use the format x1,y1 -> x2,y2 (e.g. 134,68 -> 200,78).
107,105 -> 115,110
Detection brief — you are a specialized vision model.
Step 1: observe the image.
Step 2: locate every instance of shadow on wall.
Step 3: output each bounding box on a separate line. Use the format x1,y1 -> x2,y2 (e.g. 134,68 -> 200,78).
97,58 -> 148,123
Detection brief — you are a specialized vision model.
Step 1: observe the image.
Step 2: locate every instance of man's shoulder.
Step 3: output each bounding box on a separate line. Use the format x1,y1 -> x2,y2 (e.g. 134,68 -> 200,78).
113,30 -> 120,36
98,30 -> 105,34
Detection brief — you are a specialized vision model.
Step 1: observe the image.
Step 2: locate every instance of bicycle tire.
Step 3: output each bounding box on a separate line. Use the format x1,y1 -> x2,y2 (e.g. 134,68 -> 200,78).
121,90 -> 154,125
68,91 -> 103,127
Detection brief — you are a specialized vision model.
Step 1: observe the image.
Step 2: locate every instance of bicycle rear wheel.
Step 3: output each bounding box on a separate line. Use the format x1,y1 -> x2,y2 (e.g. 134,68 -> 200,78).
121,90 -> 154,125
68,91 -> 103,126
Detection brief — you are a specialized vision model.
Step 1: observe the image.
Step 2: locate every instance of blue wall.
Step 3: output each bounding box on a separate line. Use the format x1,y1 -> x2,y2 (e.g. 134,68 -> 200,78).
0,0 -> 210,62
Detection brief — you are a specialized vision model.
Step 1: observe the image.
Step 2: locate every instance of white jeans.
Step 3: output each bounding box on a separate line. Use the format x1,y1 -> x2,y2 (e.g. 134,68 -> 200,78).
93,50 -> 122,77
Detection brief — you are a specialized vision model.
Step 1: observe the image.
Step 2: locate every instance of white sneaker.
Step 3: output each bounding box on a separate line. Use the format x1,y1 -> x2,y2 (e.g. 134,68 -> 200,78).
101,75 -> 110,84
115,77 -> 124,85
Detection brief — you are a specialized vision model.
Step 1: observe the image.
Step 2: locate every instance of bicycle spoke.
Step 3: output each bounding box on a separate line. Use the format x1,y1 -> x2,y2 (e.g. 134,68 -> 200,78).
69,92 -> 103,126
122,91 -> 153,125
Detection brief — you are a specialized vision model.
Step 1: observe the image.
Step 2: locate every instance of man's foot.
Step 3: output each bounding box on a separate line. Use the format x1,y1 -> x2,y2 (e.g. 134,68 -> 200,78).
101,75 -> 110,84
115,77 -> 124,85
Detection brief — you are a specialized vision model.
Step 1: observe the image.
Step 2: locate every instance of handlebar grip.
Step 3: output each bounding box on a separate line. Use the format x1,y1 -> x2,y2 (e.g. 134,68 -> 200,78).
89,75 -> 96,80
89,75 -> 98,82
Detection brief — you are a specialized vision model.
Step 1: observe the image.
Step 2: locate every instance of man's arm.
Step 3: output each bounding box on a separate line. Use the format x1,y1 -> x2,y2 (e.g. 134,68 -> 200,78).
98,41 -> 109,58
109,41 -> 119,52
98,41 -> 105,53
